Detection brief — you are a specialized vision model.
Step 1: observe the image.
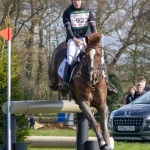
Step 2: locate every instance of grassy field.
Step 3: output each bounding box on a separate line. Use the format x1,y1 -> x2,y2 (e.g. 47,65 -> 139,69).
29,129 -> 150,150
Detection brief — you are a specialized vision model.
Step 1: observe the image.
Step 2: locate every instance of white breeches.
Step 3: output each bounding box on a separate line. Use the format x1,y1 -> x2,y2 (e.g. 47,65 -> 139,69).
66,38 -> 105,66
67,38 -> 86,65
101,48 -> 105,65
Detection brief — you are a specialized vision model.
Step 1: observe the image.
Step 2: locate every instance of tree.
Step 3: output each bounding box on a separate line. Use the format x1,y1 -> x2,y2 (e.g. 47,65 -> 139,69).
107,74 -> 123,112
1,0 -> 150,106
0,14 -> 29,145
0,37 -> 29,146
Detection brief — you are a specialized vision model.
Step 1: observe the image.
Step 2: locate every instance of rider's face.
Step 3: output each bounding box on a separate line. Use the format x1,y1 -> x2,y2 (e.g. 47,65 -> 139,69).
72,0 -> 83,9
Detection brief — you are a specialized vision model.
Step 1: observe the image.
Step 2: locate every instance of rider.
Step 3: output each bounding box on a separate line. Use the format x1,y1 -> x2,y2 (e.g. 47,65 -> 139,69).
60,0 -> 117,95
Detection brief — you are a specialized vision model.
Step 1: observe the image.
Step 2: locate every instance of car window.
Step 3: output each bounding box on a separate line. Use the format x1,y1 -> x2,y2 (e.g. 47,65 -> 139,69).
133,91 -> 150,104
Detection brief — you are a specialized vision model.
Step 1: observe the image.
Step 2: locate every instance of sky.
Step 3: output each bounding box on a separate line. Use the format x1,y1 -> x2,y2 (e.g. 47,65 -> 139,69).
101,35 -> 117,47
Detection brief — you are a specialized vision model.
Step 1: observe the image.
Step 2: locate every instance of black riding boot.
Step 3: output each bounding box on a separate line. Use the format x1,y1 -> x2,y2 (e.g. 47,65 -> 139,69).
103,63 -> 117,95
59,62 -> 71,95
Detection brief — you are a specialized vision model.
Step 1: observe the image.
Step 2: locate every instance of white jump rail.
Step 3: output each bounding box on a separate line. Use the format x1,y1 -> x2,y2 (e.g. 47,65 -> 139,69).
2,100 -> 96,114
27,136 -> 97,148
27,136 -> 114,149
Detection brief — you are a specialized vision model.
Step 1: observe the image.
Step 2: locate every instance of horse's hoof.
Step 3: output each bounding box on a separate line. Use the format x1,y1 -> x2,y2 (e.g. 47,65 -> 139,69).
100,144 -> 110,150
49,84 -> 59,91
109,137 -> 114,150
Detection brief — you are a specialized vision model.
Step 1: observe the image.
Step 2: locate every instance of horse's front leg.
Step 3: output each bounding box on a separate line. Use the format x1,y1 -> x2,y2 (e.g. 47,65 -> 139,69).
78,100 -> 106,149
97,103 -> 111,150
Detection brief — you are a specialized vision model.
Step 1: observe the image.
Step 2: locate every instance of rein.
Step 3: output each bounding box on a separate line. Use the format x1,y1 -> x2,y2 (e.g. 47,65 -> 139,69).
81,44 -> 104,92
81,59 -> 103,90
86,45 -> 102,49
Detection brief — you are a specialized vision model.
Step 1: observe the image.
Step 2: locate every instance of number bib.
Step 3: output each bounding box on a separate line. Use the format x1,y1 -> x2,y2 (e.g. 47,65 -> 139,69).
70,10 -> 89,29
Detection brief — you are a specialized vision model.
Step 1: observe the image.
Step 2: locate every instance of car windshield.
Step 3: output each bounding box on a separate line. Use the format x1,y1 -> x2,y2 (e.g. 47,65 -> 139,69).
132,91 -> 150,104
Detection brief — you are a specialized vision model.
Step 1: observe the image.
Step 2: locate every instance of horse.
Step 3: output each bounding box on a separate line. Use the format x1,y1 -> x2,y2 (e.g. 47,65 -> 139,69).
49,33 -> 112,150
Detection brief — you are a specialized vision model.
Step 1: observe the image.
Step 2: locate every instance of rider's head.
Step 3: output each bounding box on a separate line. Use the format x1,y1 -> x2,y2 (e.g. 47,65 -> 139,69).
71,0 -> 84,9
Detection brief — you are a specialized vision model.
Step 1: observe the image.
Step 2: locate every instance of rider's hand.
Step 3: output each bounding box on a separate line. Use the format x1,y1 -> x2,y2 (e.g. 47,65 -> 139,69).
73,37 -> 83,47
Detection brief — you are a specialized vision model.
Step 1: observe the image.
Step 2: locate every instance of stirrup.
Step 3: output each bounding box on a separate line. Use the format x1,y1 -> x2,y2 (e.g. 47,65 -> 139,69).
60,82 -> 69,89
59,82 -> 69,96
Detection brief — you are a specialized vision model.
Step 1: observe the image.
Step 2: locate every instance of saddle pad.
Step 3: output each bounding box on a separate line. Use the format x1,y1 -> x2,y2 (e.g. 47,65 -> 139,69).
58,58 -> 76,81
58,58 -> 66,78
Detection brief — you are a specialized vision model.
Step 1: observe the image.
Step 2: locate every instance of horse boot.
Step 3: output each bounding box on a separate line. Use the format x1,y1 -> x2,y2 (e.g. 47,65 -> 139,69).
59,62 -> 71,97
103,64 -> 117,96
96,133 -> 110,150
100,143 -> 110,150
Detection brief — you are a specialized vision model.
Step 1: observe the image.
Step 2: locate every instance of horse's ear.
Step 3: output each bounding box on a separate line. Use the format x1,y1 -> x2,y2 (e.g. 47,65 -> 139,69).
100,34 -> 102,39
97,34 -> 102,41
85,36 -> 90,44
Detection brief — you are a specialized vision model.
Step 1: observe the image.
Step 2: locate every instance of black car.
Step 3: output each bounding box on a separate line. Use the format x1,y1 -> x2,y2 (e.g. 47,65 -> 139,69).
109,91 -> 150,141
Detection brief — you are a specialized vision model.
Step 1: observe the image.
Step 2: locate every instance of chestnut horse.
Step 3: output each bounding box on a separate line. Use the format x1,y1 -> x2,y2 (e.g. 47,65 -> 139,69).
49,33 -> 111,150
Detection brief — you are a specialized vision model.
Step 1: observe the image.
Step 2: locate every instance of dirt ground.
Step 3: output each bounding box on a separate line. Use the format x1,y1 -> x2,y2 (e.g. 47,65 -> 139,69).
34,122 -> 76,130
34,122 -> 45,129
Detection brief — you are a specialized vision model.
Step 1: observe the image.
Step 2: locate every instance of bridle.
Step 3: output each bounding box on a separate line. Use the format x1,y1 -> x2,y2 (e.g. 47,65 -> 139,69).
81,45 -> 104,89
71,44 -> 104,92
86,45 -> 102,49
85,45 -> 102,76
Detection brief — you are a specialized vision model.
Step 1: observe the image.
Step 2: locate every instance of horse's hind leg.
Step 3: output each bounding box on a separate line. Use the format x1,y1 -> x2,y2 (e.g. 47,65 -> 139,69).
49,77 -> 59,91
97,104 -> 111,150
78,100 -> 107,149
49,63 -> 60,91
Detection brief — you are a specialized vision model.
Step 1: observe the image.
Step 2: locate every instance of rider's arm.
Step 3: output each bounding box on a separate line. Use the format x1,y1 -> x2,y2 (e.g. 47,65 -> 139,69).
64,22 -> 81,46
63,10 -> 75,40
88,10 -> 96,33
65,22 -> 75,39
89,22 -> 96,33
63,11 -> 81,45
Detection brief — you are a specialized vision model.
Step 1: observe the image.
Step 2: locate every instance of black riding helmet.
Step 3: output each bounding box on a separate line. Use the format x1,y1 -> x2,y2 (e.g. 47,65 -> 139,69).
71,0 -> 84,2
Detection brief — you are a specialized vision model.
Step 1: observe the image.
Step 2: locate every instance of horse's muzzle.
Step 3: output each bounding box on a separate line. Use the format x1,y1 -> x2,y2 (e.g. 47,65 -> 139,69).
88,67 -> 100,85
89,72 -> 99,85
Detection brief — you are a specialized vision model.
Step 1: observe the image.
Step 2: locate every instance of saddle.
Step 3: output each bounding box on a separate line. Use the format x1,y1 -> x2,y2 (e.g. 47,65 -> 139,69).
58,51 -> 85,99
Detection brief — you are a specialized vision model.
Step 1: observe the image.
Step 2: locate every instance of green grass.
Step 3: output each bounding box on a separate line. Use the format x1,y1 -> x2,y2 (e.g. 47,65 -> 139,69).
29,128 -> 78,137
29,129 -> 150,150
